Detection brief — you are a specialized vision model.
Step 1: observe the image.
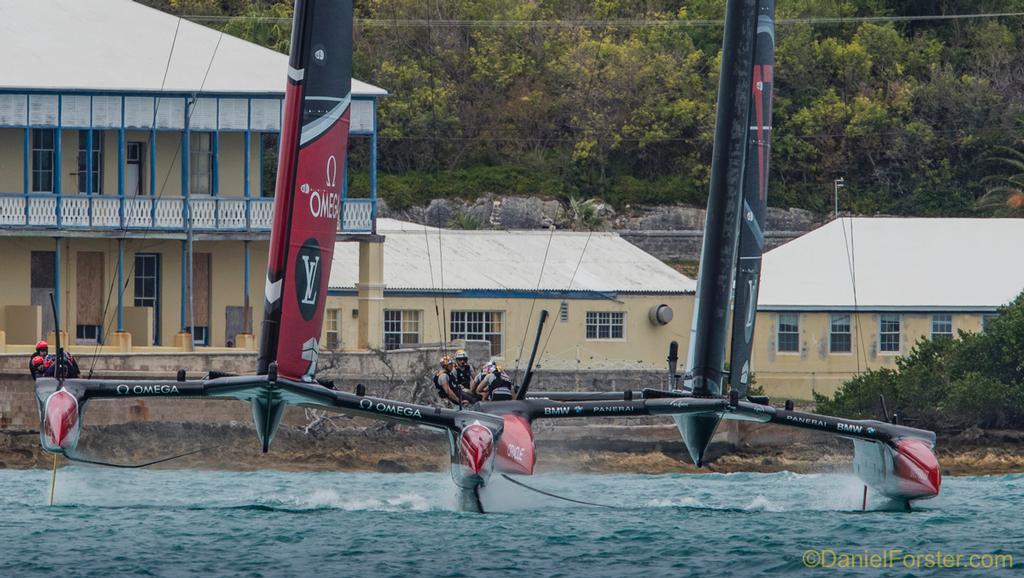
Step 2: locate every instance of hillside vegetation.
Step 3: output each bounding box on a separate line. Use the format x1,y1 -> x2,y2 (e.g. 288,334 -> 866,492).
150,1 -> 1024,215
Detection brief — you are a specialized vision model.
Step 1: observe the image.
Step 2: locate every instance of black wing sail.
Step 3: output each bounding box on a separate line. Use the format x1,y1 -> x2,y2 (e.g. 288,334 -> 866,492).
729,0 -> 775,398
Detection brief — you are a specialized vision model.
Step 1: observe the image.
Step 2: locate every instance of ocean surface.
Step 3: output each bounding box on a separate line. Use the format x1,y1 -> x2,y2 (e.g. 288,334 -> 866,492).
0,468 -> 1020,577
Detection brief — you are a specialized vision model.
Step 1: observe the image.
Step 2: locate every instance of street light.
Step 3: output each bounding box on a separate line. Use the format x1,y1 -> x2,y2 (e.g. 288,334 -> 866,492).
834,177 -> 845,218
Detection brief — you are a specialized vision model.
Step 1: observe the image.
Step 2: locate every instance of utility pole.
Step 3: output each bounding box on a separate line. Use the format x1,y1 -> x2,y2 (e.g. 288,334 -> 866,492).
834,177 -> 845,218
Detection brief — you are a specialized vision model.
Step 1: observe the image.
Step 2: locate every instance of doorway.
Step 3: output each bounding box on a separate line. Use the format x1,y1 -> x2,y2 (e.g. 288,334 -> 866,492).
126,141 -> 144,195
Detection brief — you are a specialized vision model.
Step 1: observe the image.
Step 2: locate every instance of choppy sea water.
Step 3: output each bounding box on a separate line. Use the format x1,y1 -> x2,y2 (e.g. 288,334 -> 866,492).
0,468 -> 1020,577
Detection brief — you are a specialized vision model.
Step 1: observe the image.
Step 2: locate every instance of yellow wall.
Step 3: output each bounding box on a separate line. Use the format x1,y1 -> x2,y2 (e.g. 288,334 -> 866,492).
0,127 -> 266,198
0,238 -> 269,349
751,311 -> 987,400
324,293 -> 694,370
0,128 -> 23,192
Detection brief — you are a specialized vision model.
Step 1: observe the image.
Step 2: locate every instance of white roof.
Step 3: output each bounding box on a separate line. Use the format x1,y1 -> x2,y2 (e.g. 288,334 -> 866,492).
0,0 -> 387,96
331,226 -> 695,294
759,218 -> 1024,311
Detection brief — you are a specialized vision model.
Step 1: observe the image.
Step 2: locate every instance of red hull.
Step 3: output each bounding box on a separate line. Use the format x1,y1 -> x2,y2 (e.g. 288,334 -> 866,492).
495,415 -> 536,475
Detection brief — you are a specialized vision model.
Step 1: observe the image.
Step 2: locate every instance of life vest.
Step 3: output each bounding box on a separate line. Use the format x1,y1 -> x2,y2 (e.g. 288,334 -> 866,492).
452,364 -> 474,388
487,370 -> 515,401
432,369 -> 451,398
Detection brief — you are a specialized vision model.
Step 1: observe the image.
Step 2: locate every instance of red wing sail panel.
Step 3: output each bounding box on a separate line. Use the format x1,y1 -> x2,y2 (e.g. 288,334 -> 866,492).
259,0 -> 353,381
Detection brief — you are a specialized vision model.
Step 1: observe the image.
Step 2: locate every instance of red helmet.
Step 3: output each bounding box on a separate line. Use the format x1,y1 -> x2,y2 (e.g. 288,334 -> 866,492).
32,356 -> 44,366
36,340 -> 48,350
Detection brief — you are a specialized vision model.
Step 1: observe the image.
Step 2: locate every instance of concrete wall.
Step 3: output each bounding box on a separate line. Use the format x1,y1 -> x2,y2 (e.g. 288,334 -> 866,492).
620,230 -> 803,262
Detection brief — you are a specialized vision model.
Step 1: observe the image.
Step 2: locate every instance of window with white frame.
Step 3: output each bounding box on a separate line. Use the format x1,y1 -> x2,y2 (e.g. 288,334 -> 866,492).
32,129 -> 55,192
450,311 -> 504,356
777,313 -> 799,353
829,313 -> 851,353
77,130 -> 103,194
188,326 -> 209,346
133,253 -> 161,345
76,324 -> 102,344
931,314 -> 953,340
879,314 -> 901,353
189,132 -> 213,195
384,309 -> 421,350
325,308 -> 341,351
585,311 -> 624,340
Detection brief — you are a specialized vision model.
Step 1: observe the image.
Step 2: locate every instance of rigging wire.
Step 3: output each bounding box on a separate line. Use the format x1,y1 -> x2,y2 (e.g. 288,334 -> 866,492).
500,474 -> 618,508
87,21 -> 225,378
838,217 -> 867,374
65,447 -> 212,469
512,226 -> 556,382
535,231 -> 594,369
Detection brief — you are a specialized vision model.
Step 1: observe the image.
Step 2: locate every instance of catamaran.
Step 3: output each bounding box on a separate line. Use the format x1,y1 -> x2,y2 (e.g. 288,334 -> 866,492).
35,0 -> 940,512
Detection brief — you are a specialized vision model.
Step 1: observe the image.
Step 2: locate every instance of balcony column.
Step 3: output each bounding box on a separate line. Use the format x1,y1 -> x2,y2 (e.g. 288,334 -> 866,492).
112,239 -> 131,352
181,97 -> 190,228
244,99 -> 251,229
117,239 -> 124,332
86,128 -> 93,195
23,128 -> 29,224
370,98 -> 378,233
55,95 -> 62,227
49,238 -> 66,347
356,238 -> 385,350
118,96 -> 125,226
234,240 -> 257,350
149,127 -> 156,224
174,239 -> 193,351
22,127 -> 28,195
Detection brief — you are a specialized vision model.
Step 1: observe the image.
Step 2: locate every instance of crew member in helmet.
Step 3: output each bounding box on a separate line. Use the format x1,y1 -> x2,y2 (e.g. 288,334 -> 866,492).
30,356 -> 45,380
43,350 -> 81,379
478,362 -> 516,401
451,349 -> 474,392
29,340 -> 48,379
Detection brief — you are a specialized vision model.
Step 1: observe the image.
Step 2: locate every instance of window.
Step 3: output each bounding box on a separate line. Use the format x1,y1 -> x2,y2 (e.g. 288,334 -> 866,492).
32,129 -> 55,192
450,311 -> 504,357
931,314 -> 953,340
188,326 -> 209,346
982,314 -> 998,333
829,314 -> 851,353
133,253 -> 160,345
325,308 -> 341,351
879,314 -> 901,353
261,132 -> 279,197
586,311 -> 625,340
776,313 -> 799,353
76,324 -> 102,344
189,132 -> 213,195
384,310 -> 421,350
77,131 -> 103,193
559,301 -> 569,322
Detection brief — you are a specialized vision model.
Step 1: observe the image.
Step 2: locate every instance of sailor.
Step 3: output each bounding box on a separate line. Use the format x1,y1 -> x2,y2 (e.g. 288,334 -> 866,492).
30,356 -> 45,380
471,362 -> 515,401
433,356 -> 462,405
29,340 -> 48,379
43,350 -> 81,379
451,349 -> 474,391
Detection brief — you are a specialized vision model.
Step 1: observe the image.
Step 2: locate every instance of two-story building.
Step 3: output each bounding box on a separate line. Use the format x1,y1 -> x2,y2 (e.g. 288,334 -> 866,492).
0,0 -> 385,351
753,218 -> 1024,400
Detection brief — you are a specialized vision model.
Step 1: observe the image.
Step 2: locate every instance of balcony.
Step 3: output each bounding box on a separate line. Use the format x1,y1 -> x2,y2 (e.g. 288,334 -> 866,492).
0,194 -> 375,234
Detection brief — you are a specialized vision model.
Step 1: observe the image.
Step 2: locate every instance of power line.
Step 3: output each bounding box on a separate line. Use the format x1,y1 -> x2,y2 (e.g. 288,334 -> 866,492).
180,11 -> 1024,27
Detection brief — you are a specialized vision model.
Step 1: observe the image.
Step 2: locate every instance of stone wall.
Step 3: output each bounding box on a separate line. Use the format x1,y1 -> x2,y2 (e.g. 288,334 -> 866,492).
381,196 -> 822,261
